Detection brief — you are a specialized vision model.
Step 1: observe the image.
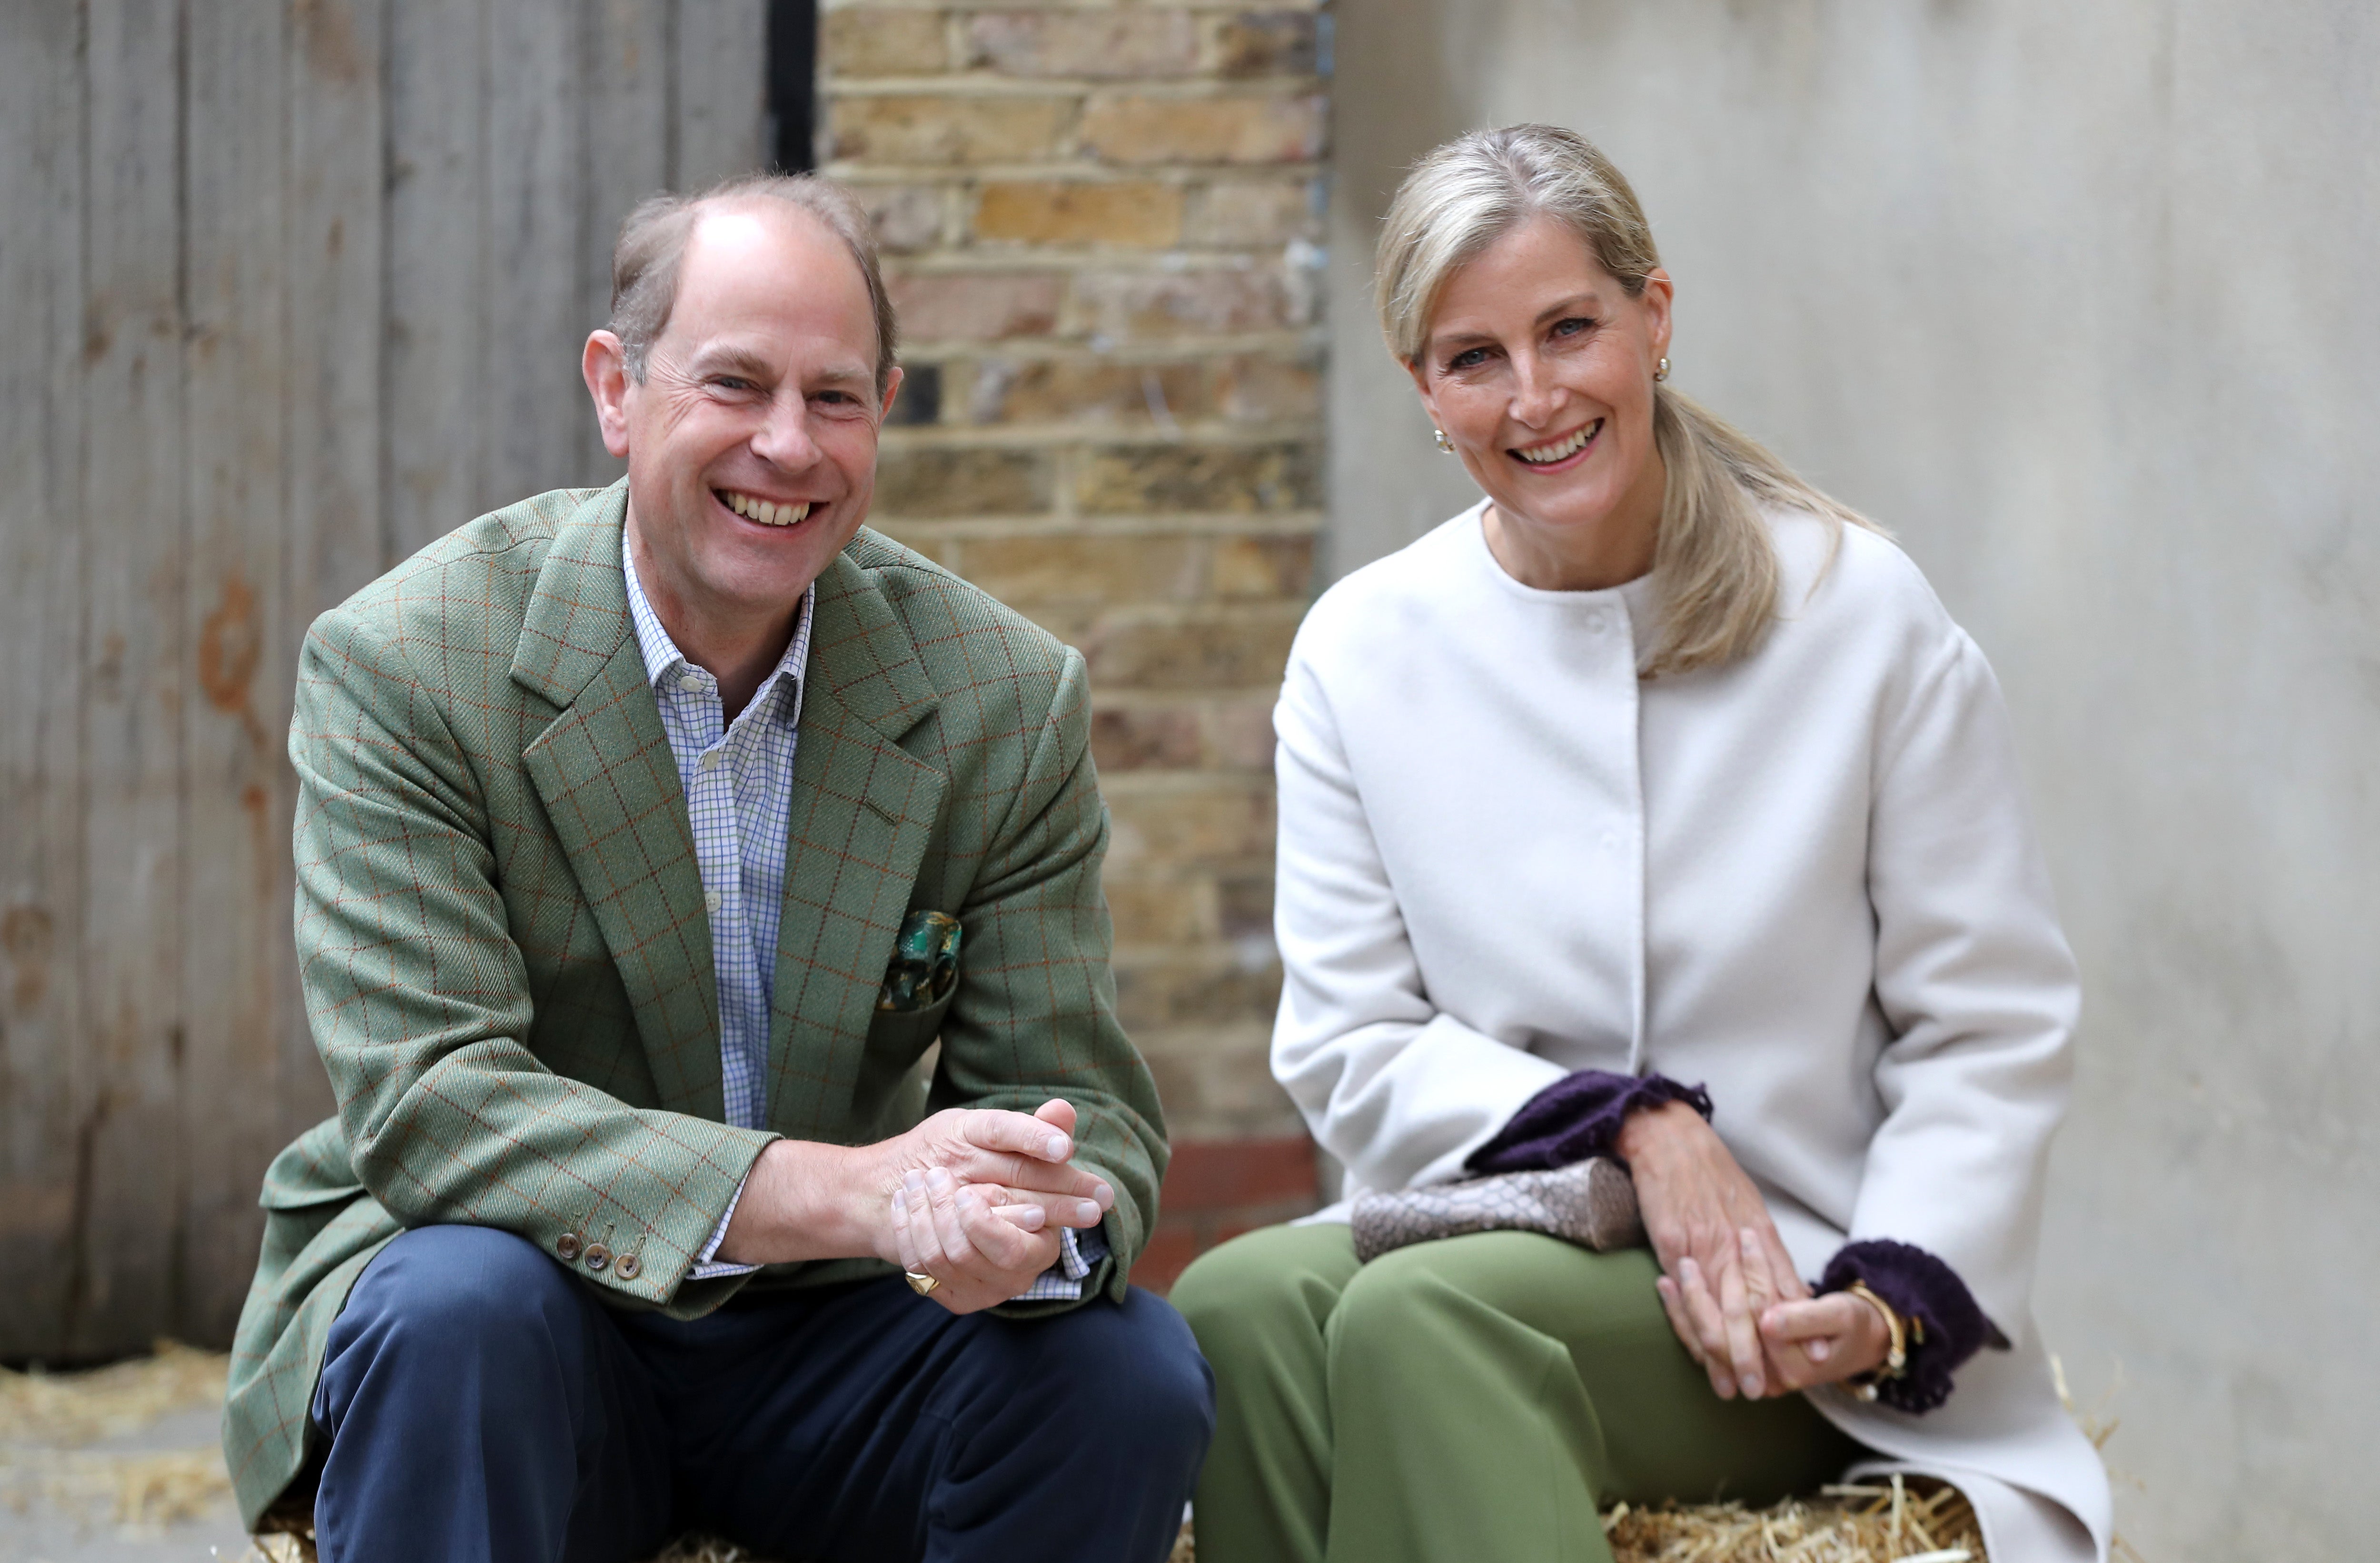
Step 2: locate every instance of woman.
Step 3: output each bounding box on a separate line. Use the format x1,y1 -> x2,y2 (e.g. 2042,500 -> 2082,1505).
1170,125 -> 2110,1563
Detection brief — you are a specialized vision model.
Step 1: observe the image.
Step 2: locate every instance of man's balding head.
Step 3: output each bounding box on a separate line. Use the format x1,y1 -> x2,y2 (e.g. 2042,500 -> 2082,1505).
608,173 -> 898,395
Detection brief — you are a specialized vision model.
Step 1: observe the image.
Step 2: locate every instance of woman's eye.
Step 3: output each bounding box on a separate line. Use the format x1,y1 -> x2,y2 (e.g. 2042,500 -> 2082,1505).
1552,317 -> 1594,339
1448,347 -> 1490,370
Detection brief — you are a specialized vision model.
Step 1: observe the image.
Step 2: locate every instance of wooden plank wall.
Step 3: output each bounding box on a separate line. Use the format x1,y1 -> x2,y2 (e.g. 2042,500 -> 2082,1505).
0,0 -> 768,1362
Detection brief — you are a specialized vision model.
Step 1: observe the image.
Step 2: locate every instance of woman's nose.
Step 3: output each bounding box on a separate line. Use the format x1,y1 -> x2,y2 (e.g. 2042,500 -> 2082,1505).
1507,350 -> 1564,425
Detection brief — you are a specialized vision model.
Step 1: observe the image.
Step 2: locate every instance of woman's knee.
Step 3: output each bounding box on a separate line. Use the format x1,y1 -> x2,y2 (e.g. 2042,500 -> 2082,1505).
1169,1224 -> 1355,1351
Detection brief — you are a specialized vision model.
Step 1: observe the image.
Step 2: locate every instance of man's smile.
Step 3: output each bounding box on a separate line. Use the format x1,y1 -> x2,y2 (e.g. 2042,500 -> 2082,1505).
715,487 -> 813,527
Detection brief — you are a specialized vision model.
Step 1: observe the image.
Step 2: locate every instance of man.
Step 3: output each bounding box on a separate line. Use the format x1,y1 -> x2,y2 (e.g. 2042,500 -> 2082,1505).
220,173 -> 1212,1563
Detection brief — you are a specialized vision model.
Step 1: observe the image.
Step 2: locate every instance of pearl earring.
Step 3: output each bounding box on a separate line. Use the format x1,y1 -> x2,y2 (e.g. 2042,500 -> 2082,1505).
1654,356 -> 1671,382
1433,428 -> 1454,454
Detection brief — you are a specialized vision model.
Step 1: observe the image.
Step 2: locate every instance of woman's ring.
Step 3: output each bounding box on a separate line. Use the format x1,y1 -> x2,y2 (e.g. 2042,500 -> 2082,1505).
904,1270 -> 941,1296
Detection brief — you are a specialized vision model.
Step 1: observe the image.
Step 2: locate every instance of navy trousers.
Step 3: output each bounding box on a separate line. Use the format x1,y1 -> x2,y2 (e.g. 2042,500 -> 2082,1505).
308,1225 -> 1215,1563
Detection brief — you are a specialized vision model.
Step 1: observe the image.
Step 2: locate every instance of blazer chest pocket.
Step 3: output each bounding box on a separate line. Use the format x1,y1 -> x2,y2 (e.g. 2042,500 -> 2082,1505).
868,909 -> 962,1064
877,910 -> 961,1015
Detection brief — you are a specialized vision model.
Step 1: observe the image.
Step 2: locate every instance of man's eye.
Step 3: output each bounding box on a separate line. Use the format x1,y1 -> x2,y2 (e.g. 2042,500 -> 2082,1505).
714,376 -> 757,393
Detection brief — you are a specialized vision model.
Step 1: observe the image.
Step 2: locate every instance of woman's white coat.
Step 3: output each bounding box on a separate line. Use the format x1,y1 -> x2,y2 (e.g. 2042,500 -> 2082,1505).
1271,501 -> 2111,1561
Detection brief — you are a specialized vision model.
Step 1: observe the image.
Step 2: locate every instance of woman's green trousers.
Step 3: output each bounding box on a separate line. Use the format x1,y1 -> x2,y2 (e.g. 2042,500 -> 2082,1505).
1170,1223 -> 1861,1563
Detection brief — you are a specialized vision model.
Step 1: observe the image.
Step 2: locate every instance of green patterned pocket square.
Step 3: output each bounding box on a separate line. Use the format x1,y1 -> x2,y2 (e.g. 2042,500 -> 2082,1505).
878,910 -> 962,1013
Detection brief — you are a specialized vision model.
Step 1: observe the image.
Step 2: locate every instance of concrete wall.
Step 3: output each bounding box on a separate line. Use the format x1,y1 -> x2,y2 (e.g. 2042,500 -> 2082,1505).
1326,2 -> 2378,1556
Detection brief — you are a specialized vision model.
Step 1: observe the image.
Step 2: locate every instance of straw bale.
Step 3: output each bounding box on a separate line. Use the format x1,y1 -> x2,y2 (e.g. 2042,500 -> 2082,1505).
0,1338 -> 226,1446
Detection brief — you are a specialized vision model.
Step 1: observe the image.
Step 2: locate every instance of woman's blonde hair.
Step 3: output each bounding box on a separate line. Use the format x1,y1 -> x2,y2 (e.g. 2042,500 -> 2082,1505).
1377,124 -> 1875,676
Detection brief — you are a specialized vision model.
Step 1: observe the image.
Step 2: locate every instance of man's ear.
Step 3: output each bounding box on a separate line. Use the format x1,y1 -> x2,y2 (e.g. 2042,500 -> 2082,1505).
583,330 -> 634,458
877,363 -> 906,424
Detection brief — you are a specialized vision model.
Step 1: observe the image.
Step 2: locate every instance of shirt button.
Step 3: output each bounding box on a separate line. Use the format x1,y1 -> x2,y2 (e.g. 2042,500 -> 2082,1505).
677,672 -> 703,692
700,749 -> 723,772
705,889 -> 722,914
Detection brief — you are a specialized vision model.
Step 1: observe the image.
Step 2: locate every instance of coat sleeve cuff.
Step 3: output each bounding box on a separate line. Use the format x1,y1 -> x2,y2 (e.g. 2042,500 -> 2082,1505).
1819,1237 -> 1995,1413
1464,1070 -> 1714,1174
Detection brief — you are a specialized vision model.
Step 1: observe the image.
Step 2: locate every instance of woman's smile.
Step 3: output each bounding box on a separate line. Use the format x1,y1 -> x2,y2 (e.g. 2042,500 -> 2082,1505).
1509,418 -> 1603,471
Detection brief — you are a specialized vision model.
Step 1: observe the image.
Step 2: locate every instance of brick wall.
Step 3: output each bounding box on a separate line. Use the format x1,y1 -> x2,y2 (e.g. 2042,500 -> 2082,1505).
821,1 -> 1330,1177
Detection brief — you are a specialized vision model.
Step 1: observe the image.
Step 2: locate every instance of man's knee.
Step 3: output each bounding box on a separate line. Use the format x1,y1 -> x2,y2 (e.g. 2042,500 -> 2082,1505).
325,1226 -> 588,1404
987,1290 -> 1215,1462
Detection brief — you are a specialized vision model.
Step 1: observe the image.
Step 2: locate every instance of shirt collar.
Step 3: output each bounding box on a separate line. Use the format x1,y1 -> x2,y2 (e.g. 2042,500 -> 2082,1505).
623,530 -> 814,727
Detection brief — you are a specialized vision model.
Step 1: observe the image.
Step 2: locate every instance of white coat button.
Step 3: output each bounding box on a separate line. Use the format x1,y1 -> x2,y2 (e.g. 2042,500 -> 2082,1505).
1600,830 -> 1618,852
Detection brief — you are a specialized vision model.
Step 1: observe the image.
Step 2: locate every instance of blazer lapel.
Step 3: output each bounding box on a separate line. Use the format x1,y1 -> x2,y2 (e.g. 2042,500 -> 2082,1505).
764,549 -> 947,1142
513,486 -> 724,1119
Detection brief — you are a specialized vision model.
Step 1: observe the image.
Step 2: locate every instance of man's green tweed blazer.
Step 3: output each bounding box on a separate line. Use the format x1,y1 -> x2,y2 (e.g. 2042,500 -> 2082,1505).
221,484 -> 1168,1528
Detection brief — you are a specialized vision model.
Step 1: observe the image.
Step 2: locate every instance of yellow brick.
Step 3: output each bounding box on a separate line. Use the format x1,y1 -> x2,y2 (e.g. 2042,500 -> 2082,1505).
961,533 -> 1203,606
829,94 -> 1073,165
967,11 -> 1198,78
961,358 -> 1213,425
887,272 -> 1064,340
852,183 -> 945,251
1071,269 -> 1296,339
1215,871 -> 1273,938
1210,533 -> 1314,599
1076,443 -> 1320,514
1209,12 -> 1321,78
1187,179 -> 1320,247
872,447 -> 1052,517
1115,955 -> 1282,1031
1091,704 -> 1206,771
1080,92 -> 1326,165
822,10 -> 950,78
1216,354 -> 1323,421
973,181 -> 1185,248
1208,697 -> 1279,772
1107,780 -> 1276,861
1103,874 -> 1217,946
1140,1043 -> 1305,1142
1083,611 -> 1301,689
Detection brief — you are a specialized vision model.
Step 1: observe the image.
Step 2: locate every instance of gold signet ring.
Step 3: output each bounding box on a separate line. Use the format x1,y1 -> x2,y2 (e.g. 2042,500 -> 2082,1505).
904,1271 -> 941,1296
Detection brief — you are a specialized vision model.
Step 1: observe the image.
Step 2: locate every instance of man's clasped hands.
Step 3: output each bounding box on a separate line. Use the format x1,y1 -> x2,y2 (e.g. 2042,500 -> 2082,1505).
715,1098 -> 1113,1314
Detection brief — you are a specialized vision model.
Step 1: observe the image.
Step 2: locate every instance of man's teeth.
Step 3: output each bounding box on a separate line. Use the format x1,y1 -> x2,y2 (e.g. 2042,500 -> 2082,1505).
1514,422 -> 1600,464
722,491 -> 812,527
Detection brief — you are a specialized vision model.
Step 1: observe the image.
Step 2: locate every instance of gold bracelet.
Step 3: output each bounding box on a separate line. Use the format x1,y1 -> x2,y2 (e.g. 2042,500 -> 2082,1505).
1843,1280 -> 1910,1401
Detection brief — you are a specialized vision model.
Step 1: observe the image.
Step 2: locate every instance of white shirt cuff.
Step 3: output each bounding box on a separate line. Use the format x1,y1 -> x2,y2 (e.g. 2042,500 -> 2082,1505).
1009,1222 -> 1110,1302
687,1175 -> 760,1280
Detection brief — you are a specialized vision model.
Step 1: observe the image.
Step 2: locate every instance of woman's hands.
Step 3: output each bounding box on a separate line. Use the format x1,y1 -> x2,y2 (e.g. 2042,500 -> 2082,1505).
1617,1101 -> 1887,1397
1755,1286 -> 1892,1394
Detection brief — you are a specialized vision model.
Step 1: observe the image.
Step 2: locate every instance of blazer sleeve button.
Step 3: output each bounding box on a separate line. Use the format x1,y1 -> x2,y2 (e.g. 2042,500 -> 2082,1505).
583,1243 -> 611,1273
555,1233 -> 582,1261
616,1253 -> 641,1280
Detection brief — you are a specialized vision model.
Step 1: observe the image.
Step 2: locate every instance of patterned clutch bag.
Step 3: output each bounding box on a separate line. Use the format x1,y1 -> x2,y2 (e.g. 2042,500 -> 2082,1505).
1350,1158 -> 1646,1263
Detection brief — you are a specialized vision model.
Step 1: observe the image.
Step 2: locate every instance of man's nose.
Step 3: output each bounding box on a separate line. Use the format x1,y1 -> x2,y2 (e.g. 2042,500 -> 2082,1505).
751,390 -> 821,469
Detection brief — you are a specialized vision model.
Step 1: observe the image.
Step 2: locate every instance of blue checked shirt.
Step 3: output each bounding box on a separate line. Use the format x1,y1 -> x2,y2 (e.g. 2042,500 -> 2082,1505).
625,539 -> 1100,1298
